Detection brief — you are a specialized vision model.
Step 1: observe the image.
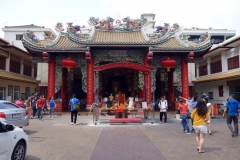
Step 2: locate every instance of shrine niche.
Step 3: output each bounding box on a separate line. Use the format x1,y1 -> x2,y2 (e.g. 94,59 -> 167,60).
23,13 -> 212,112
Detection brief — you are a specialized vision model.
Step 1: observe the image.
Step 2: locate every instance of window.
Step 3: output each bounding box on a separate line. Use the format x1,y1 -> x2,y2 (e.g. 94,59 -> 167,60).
208,92 -> 213,99
16,34 -> 23,40
14,86 -> 20,101
8,85 -> 13,101
23,64 -> 32,76
0,87 -> 6,100
210,60 -> 222,74
34,67 -> 37,78
228,56 -> 239,70
0,55 -> 6,70
218,85 -> 223,97
25,87 -> 30,100
0,102 -> 18,109
199,64 -> 207,76
10,59 -> 21,74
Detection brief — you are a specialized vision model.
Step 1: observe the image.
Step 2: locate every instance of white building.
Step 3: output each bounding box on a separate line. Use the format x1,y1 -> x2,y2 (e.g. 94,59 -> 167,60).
196,35 -> 240,105
2,24 -> 56,96
0,38 -> 37,101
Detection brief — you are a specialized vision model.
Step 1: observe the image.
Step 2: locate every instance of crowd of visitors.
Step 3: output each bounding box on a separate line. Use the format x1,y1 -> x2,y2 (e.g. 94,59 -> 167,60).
15,92 -> 239,154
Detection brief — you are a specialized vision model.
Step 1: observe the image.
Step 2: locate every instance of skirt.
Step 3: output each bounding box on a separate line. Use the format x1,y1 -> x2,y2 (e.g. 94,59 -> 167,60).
193,125 -> 208,134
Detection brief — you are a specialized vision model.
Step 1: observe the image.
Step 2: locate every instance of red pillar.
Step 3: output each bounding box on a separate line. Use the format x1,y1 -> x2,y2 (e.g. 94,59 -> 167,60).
147,72 -> 151,104
168,69 -> 174,103
181,56 -> 189,98
47,55 -> 56,100
138,88 -> 143,99
144,56 -> 152,104
61,68 -> 67,102
87,56 -> 94,107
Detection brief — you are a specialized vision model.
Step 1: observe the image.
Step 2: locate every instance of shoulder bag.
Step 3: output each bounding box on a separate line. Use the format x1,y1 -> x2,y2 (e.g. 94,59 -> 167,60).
72,99 -> 79,111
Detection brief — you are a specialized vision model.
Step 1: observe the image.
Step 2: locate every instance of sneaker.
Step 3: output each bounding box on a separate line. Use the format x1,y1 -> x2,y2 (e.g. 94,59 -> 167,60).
186,132 -> 191,134
74,123 -> 76,125
209,132 -> 212,135
71,123 -> 73,125
183,130 -> 187,133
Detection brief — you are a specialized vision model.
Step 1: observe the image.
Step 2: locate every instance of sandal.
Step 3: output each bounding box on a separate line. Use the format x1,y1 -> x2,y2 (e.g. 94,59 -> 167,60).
198,150 -> 204,153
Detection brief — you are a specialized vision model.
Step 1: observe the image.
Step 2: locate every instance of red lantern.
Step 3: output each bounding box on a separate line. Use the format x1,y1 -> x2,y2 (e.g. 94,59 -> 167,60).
61,58 -> 77,71
161,58 -> 176,72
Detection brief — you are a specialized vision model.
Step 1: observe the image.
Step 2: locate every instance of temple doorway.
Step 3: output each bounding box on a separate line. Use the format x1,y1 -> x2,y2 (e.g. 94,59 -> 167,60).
99,69 -> 137,100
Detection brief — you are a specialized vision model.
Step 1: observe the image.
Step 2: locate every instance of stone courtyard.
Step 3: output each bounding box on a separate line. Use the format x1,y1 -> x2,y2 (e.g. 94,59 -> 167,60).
24,113 -> 240,160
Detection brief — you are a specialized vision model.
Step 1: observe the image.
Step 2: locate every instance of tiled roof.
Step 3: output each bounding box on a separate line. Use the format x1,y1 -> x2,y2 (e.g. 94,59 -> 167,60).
23,35 -> 89,52
90,30 -> 147,44
47,36 -> 88,51
150,37 -> 212,52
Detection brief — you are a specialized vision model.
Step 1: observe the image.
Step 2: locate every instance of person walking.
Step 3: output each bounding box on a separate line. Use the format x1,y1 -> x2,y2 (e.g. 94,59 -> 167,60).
191,100 -> 209,153
158,96 -> 168,124
32,96 -> 37,118
15,98 -> 24,108
69,94 -> 80,125
202,95 -> 212,135
106,98 -> 112,116
36,95 -> 45,120
42,95 -> 49,114
49,96 -> 56,118
222,94 -> 240,137
178,97 -> 191,134
26,94 -> 34,118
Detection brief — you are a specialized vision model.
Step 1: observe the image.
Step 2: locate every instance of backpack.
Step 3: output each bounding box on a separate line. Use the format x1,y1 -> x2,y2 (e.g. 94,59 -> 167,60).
24,99 -> 29,108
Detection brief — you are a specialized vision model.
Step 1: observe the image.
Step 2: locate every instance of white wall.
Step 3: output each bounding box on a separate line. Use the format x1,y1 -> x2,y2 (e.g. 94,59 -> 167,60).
4,31 -> 45,51
196,79 -> 229,105
37,63 -> 48,82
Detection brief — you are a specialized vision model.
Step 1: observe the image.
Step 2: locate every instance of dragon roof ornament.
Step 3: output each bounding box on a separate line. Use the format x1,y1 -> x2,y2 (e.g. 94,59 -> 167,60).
88,16 -> 148,31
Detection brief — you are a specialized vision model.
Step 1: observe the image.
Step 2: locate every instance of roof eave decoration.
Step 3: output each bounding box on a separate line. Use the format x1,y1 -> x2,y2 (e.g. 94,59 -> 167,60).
150,31 -> 212,53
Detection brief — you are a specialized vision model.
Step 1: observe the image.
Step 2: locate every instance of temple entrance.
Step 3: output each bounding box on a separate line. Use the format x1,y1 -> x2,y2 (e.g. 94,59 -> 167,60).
99,69 -> 135,100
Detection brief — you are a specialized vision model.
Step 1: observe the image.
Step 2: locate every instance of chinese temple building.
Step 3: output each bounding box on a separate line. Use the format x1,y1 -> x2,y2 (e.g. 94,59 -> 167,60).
22,14 -> 212,111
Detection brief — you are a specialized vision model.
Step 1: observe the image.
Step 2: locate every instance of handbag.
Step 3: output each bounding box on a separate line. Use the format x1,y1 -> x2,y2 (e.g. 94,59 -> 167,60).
72,99 -> 79,111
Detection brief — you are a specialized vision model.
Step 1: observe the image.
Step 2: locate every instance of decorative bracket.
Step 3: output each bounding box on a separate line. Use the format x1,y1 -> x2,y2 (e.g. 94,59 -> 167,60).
42,52 -> 49,62
85,51 -> 91,62
147,52 -> 153,61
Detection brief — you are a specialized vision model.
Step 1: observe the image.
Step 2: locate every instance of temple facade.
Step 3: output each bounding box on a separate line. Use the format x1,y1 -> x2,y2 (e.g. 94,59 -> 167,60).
22,13 -> 212,111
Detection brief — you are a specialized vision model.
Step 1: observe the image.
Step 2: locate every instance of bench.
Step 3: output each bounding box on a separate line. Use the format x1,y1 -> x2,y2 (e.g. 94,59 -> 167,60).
109,118 -> 142,124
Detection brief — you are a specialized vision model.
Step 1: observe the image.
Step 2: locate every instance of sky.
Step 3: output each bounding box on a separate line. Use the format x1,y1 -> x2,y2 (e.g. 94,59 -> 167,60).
0,0 -> 240,38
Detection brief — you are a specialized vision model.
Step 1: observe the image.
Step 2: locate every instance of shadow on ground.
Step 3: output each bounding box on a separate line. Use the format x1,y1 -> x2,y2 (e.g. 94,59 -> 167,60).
24,130 -> 38,135
25,155 -> 41,160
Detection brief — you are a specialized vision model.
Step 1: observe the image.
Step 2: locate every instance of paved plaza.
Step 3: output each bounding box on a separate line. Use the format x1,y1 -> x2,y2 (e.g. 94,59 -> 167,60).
23,113 -> 240,160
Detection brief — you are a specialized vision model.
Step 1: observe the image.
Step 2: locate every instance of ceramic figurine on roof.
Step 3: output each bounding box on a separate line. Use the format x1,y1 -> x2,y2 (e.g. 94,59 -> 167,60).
88,17 -> 100,25
54,22 -> 64,32
26,30 -> 39,43
171,23 -> 180,32
96,17 -> 114,30
66,22 -> 91,38
197,32 -> 209,43
122,17 -> 148,31
44,33 -> 56,41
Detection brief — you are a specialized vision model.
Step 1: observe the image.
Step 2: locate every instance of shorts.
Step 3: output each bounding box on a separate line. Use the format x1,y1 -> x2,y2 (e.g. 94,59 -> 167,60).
193,125 -> 208,134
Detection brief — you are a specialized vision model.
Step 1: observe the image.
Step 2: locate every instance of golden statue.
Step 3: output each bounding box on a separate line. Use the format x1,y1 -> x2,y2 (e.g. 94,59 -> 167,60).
109,93 -> 114,101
